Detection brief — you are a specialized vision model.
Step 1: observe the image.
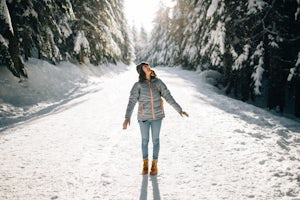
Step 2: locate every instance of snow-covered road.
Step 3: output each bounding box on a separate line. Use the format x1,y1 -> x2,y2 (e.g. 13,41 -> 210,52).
0,66 -> 300,200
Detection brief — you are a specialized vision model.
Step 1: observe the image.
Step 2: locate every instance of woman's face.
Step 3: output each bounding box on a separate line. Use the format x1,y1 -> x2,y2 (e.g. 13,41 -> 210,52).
142,64 -> 151,75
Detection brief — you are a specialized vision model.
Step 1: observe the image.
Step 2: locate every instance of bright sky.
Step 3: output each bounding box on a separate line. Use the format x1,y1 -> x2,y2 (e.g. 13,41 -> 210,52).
124,0 -> 175,33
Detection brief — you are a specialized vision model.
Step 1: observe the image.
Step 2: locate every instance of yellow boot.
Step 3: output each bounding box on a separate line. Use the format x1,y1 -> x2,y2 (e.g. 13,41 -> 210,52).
142,159 -> 148,175
150,160 -> 158,175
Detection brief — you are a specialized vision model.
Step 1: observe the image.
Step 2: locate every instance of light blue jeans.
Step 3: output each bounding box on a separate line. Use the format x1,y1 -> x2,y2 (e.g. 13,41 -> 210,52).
138,119 -> 162,160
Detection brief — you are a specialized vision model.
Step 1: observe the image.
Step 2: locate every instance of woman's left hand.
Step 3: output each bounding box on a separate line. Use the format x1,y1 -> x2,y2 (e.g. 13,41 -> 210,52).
180,111 -> 189,117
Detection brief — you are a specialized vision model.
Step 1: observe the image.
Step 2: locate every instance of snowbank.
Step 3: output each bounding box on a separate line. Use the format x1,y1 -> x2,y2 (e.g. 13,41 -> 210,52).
198,69 -> 223,88
0,58 -> 129,129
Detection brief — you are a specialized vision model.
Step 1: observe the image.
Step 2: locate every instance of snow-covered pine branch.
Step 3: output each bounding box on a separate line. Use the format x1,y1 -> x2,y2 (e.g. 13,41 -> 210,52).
250,41 -> 265,95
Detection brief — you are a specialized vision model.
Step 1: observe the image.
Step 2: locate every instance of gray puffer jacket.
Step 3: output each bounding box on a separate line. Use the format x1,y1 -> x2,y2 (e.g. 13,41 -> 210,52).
125,78 -> 182,121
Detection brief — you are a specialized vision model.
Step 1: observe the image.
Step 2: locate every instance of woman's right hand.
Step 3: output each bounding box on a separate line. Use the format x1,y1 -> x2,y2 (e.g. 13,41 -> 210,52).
180,111 -> 189,117
122,118 -> 130,129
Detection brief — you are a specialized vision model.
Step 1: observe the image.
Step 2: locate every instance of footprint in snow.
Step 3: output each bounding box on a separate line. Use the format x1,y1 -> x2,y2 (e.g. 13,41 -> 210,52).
234,129 -> 245,133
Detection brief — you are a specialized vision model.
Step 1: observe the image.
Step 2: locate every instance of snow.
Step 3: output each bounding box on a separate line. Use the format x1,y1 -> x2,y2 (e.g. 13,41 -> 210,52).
247,0 -> 267,14
0,61 -> 300,199
288,68 -> 296,82
23,7 -> 38,18
0,58 -> 125,128
296,6 -> 300,20
0,0 -> 14,35
198,21 -> 225,67
0,34 -> 8,47
230,45 -> 238,59
297,51 -> 300,67
287,51 -> 300,81
206,0 -> 219,18
60,23 -> 72,38
66,0 -> 75,19
46,28 -> 61,59
74,31 -> 90,54
251,41 -> 265,95
233,44 -> 251,70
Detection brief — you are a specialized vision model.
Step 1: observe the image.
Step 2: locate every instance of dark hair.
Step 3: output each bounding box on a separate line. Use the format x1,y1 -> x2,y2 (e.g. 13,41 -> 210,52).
136,62 -> 149,74
136,62 -> 157,82
138,66 -> 147,82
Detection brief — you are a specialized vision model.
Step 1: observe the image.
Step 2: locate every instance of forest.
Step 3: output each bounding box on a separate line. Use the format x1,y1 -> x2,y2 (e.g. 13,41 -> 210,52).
1,0 -> 300,117
0,0 -> 134,78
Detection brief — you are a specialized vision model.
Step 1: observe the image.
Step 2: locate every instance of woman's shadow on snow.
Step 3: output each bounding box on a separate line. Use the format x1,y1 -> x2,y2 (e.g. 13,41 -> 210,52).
140,175 -> 161,200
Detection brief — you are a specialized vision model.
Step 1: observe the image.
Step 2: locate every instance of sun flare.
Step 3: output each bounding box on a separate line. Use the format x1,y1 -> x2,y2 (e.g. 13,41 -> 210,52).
124,0 -> 175,32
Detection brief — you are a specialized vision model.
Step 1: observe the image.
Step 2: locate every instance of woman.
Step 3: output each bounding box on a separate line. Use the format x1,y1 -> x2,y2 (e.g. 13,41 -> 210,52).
123,62 -> 188,175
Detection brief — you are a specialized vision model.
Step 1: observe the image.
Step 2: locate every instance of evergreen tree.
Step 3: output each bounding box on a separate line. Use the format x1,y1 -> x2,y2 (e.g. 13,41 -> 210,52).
170,0 -> 190,66
1,0 -> 28,78
71,0 -> 108,64
264,0 -> 299,112
32,0 -> 74,63
1,0 -> 134,79
223,0 -> 255,101
114,0 -> 135,65
146,0 -> 299,116
135,26 -> 148,62
71,0 -> 134,65
0,0 -> 74,77
130,25 -> 138,61
147,4 -> 172,66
